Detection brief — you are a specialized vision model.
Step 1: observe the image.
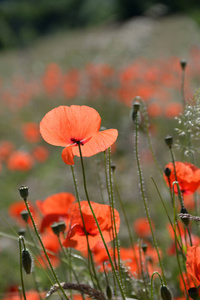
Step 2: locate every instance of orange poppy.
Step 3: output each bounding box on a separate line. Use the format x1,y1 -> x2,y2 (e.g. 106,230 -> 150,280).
0,141 -> 14,161
32,145 -> 49,163
63,201 -> 120,252
164,162 -> 200,195
40,105 -> 118,165
133,217 -> 154,238
9,201 -> 37,226
36,192 -> 76,232
7,151 -> 34,171
36,232 -> 60,268
22,122 -> 41,143
2,290 -> 41,300
186,246 -> 200,284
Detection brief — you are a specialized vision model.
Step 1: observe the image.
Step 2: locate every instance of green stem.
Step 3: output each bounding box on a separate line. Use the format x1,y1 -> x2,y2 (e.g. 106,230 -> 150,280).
70,165 -> 101,291
77,143 -> 126,300
150,272 -> 163,300
172,184 -> 188,299
19,236 -> 27,300
108,147 -> 123,282
134,112 -> 166,284
113,171 -> 140,276
139,241 -> 150,300
23,198 -> 69,300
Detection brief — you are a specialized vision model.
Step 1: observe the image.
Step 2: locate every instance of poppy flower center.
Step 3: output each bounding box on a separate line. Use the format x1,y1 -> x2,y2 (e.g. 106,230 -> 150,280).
70,138 -> 84,146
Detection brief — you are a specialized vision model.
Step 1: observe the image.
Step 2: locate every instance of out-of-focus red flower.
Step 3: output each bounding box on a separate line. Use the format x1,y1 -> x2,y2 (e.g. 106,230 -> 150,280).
133,217 -> 154,238
36,192 -> 76,232
0,141 -> 14,161
7,151 -> 34,171
32,145 -> 49,163
42,63 -> 63,95
179,272 -> 199,296
22,122 -> 41,143
9,201 -> 37,226
40,105 -> 118,165
186,246 -> 200,284
164,102 -> 183,118
37,232 -> 60,268
2,290 -> 41,300
164,162 -> 200,195
63,201 -> 120,252
120,243 -> 160,278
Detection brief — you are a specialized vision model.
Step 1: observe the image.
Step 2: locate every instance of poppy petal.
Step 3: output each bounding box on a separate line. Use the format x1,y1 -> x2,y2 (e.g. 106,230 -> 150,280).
62,146 -> 75,165
40,105 -> 101,147
73,129 -> 118,157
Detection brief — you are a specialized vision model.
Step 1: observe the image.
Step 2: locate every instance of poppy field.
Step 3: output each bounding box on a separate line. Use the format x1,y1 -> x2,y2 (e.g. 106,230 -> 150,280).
2,19 -> 200,300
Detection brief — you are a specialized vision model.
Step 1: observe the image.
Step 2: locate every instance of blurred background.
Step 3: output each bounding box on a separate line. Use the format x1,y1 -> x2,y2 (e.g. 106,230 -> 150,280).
1,0 -> 200,297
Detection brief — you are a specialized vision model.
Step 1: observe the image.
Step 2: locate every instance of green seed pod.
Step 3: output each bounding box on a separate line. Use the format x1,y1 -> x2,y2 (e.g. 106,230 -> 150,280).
18,228 -> 26,236
21,210 -> 29,223
164,167 -> 171,178
106,285 -> 112,300
19,186 -> 29,199
164,135 -> 173,149
180,59 -> 187,70
22,248 -> 33,274
180,207 -> 190,227
160,285 -> 172,300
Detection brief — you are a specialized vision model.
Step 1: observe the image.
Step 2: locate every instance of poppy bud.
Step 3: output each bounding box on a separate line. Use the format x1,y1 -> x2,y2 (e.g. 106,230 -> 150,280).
164,135 -> 173,149
22,248 -> 33,274
188,287 -> 199,299
180,207 -> 190,227
18,228 -> 26,236
180,59 -> 187,70
51,222 -> 60,236
106,285 -> 112,300
21,210 -> 29,223
19,186 -> 29,199
164,167 -> 171,178
57,221 -> 66,234
111,163 -> 116,172
160,285 -> 173,300
141,242 -> 148,254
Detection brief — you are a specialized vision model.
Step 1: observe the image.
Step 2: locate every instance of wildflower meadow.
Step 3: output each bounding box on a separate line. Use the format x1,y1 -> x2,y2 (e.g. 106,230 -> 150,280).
2,16 -> 200,300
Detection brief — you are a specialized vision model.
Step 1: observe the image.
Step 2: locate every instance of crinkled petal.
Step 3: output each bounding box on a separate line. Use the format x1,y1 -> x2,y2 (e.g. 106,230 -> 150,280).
73,129 -> 118,157
62,146 -> 75,165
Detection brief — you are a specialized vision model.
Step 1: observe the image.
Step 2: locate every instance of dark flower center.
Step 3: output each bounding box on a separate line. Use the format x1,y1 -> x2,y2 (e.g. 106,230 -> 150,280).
70,138 -> 84,146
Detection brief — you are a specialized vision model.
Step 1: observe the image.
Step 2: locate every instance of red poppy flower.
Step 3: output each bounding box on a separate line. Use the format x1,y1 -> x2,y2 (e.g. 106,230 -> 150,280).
32,145 -> 49,163
164,162 -> 200,195
63,201 -> 120,252
133,217 -> 154,238
2,290 -> 41,300
22,122 -> 41,143
40,105 -> 118,165
7,151 -> 34,171
37,232 -> 60,268
9,201 -> 37,226
0,141 -> 14,161
36,192 -> 76,232
186,246 -> 200,284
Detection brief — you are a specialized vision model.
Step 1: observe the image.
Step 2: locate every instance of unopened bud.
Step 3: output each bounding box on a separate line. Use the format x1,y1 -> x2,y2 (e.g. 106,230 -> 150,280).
164,167 -> 171,178
164,135 -> 173,149
22,248 -> 33,274
160,285 -> 173,300
111,163 -> 116,172
18,228 -> 26,236
180,59 -> 187,70
188,287 -> 199,299
19,186 -> 29,199
21,210 -> 29,223
106,285 -> 112,300
57,221 -> 66,234
141,242 -> 148,254
180,207 -> 190,227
